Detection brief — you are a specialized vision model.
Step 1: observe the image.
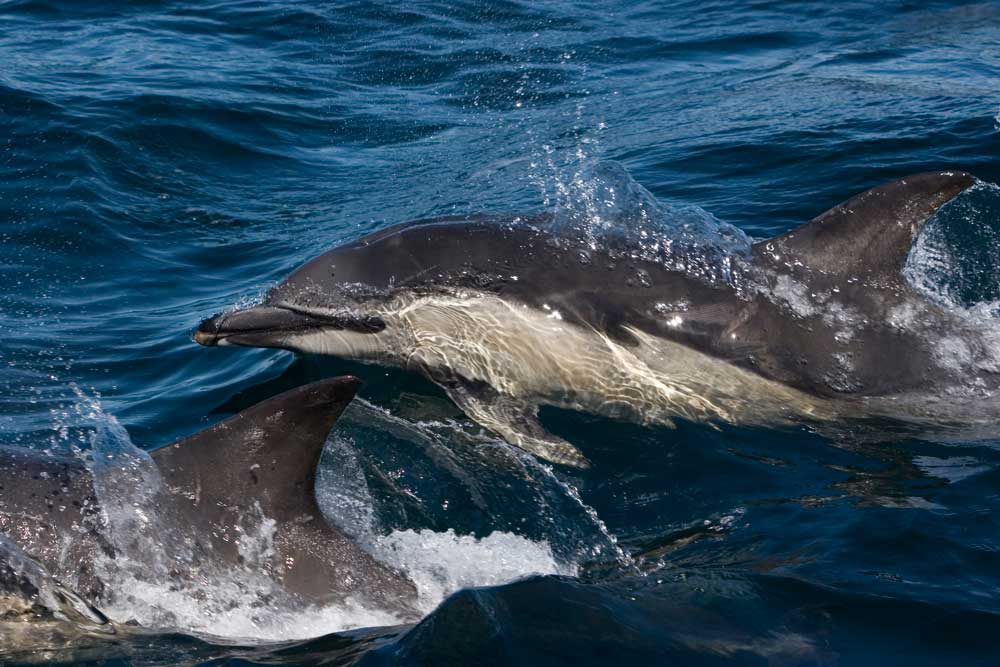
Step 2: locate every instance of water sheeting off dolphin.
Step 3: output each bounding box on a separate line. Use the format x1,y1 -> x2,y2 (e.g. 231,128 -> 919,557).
194,172 -> 997,467
0,377 -> 419,622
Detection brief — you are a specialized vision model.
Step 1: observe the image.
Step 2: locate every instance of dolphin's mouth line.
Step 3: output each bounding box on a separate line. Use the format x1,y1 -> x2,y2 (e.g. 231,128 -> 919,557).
194,304 -> 385,347
278,303 -> 388,334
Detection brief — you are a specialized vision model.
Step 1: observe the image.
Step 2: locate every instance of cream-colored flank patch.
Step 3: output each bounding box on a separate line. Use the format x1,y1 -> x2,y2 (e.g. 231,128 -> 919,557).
285,291 -> 835,432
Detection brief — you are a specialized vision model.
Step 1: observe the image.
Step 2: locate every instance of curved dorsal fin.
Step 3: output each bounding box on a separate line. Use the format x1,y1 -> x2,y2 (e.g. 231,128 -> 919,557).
151,376 -> 359,521
754,172 -> 974,284
150,376 -> 419,611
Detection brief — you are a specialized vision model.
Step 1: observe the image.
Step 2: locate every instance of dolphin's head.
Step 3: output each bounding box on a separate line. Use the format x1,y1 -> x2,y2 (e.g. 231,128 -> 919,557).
194,240 -> 400,358
194,218 -> 525,359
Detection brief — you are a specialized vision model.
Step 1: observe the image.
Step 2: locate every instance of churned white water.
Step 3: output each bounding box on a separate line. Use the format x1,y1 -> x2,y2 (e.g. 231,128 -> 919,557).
374,529 -> 572,613
25,391 -> 573,642
94,522 -> 566,641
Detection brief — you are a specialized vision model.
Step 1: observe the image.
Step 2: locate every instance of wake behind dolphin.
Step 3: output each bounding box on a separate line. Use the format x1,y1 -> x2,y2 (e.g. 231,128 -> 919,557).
195,171 -> 1000,466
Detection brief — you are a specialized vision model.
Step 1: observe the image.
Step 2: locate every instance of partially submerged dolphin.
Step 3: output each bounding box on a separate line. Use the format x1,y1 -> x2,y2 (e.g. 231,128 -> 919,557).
194,172 -> 997,466
0,378 -> 419,619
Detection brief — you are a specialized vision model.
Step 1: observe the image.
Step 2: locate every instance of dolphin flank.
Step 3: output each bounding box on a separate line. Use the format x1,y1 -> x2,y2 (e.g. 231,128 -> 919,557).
195,172 -> 995,467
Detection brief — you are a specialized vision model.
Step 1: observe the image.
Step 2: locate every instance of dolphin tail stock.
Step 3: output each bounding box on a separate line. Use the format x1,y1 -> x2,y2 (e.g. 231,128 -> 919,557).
753,171 -> 975,285
442,381 -> 590,468
151,377 -> 419,611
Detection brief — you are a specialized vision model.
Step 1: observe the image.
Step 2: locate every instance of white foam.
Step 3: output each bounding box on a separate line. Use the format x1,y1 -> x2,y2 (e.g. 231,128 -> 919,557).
98,566 -> 404,640
887,301 -> 924,330
769,274 -> 816,318
92,525 -> 569,641
904,181 -> 1000,315
374,528 -> 573,613
934,335 -> 975,371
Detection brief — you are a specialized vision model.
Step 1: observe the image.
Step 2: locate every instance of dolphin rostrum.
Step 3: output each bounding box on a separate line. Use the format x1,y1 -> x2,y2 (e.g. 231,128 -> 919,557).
0,377 -> 419,619
194,172 -> 996,466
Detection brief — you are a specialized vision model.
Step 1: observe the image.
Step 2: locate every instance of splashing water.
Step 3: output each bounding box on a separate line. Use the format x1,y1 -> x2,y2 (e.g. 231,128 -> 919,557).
544,160 -> 752,286
374,529 -> 572,613
538,469 -> 636,574
317,421 -> 566,618
68,392 -> 328,638
321,399 -> 632,567
85,403 -> 172,573
905,180 -> 1000,318
320,454 -> 579,617
900,181 -> 1000,378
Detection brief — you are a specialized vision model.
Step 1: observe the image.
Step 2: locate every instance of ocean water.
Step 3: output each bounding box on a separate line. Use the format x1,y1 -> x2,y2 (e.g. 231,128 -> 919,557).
2,0 -> 1000,664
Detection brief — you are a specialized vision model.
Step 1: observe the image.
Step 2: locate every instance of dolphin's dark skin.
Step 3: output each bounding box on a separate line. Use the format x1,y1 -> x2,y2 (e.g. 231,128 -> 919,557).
194,172 -> 992,465
0,378 -> 419,618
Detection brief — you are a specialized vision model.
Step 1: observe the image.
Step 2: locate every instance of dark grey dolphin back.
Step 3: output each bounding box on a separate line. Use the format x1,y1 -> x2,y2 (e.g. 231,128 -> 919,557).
267,214 -> 733,349
753,171 -> 974,285
152,377 -> 359,526
733,171 -> 978,397
152,378 -> 418,612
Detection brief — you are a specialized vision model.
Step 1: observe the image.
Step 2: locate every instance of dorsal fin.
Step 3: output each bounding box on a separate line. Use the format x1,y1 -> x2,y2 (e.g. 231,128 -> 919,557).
149,376 -> 419,611
151,376 -> 359,522
754,172 -> 974,284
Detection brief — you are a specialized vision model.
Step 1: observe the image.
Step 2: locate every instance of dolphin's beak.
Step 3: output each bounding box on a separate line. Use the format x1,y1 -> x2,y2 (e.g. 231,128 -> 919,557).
194,304 -> 385,348
195,306 -> 314,347
192,325 -> 216,346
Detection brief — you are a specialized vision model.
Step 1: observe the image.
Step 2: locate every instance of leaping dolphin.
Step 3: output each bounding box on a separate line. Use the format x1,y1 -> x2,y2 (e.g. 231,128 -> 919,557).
194,172 -> 997,467
0,378 -> 419,619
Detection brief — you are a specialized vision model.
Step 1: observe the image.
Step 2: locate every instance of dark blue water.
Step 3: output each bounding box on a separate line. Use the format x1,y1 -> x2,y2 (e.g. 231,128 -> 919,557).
3,0 -> 1000,664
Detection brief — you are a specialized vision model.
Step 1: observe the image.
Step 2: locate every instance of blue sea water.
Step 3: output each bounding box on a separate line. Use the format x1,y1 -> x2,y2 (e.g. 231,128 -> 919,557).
2,0 -> 1000,664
